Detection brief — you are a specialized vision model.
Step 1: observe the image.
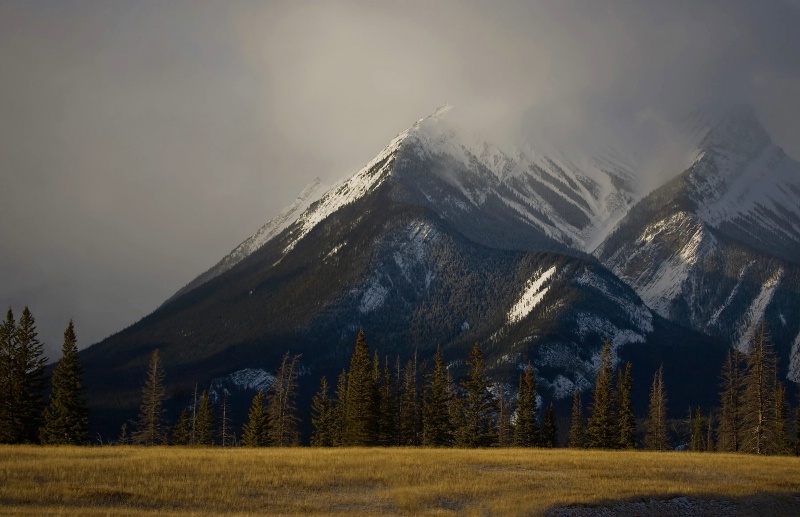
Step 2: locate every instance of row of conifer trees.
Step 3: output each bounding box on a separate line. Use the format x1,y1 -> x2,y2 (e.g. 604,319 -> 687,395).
2,303 -> 798,454
0,308 -> 89,444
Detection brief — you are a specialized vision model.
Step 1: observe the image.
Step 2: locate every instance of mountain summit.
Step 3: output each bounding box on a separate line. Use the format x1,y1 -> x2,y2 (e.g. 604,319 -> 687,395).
79,105 -> 799,436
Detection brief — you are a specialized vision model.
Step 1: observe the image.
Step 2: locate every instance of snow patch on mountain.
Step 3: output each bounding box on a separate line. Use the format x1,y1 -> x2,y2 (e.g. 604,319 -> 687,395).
734,268 -> 783,353
619,212 -> 714,319
575,312 -> 646,364
508,266 -> 557,324
209,368 -> 275,404
359,277 -> 390,313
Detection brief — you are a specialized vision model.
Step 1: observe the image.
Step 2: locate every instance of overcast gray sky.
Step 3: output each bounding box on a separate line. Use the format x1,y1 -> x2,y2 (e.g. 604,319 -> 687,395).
2,0 -> 799,359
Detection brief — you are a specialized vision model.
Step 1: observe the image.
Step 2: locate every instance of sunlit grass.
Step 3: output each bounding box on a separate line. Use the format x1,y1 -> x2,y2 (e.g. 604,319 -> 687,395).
1,446 -> 799,516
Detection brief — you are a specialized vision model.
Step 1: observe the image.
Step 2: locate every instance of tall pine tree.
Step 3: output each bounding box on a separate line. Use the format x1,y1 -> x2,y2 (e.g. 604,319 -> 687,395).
343,330 -> 377,446
456,343 -> 496,447
568,389 -> 584,448
172,409 -> 192,446
587,339 -> 616,448
741,324 -> 778,455
717,349 -> 745,452
132,350 -> 166,445
13,307 -> 48,443
398,354 -> 420,446
332,369 -> 348,446
195,389 -> 215,446
644,364 -> 669,451
0,309 -> 17,443
242,390 -> 270,446
422,347 -> 454,446
378,356 -> 398,446
267,352 -> 301,446
617,362 -> 636,449
41,320 -> 89,444
542,403 -> 558,448
311,377 -> 335,447
514,363 -> 539,447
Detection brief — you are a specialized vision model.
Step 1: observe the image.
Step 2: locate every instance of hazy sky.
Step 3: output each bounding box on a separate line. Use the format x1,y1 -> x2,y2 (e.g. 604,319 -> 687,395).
2,0 -> 799,359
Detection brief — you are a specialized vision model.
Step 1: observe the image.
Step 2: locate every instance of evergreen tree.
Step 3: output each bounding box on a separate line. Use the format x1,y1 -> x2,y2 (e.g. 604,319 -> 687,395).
132,350 -> 166,445
455,343 -> 496,447
0,309 -> 17,443
496,383 -> 513,447
542,403 -> 558,448
422,347 -> 453,446
741,325 -> 778,455
268,352 -> 301,446
514,363 -> 539,447
717,349 -> 745,452
332,369 -> 347,446
243,390 -> 270,447
795,406 -> 800,456
644,365 -> 669,451
310,377 -> 335,447
775,380 -> 791,455
195,389 -> 215,446
13,307 -> 48,443
343,331 -> 377,446
568,389 -> 584,448
617,362 -> 636,449
378,356 -> 397,446
41,320 -> 89,444
691,407 -> 705,452
587,339 -> 616,448
172,409 -> 192,446
398,354 -> 420,446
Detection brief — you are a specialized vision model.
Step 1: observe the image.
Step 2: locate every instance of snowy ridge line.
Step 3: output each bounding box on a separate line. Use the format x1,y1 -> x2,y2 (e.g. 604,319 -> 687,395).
507,266 -> 557,324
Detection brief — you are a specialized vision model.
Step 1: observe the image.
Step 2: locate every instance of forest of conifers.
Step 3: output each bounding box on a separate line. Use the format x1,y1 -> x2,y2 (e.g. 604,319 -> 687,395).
1,305 -> 798,455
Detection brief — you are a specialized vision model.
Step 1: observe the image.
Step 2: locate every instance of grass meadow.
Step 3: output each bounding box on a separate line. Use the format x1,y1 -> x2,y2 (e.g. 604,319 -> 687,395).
1,446 -> 799,516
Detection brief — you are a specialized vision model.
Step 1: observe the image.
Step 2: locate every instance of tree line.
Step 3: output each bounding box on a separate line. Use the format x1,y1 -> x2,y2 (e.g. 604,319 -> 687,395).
2,304 -> 798,455
0,307 -> 89,444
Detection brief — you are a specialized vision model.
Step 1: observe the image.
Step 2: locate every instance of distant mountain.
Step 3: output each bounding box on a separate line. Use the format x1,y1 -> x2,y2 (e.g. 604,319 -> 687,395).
596,107 -> 800,381
79,105 -> 797,437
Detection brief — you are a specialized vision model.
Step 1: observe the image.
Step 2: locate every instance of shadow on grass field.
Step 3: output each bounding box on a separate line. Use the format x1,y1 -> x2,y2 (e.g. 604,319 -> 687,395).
1,446 -> 799,516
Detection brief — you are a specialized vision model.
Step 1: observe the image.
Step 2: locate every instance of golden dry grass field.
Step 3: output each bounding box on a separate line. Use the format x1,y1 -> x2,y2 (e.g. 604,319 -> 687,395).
1,446 -> 799,516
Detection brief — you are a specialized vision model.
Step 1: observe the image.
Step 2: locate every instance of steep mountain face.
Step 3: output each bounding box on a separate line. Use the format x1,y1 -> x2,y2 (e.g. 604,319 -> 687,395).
596,108 -> 800,381
79,108 -> 727,436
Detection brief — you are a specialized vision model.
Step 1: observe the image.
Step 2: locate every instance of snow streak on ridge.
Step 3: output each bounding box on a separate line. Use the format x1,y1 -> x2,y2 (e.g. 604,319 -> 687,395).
507,266 -> 556,324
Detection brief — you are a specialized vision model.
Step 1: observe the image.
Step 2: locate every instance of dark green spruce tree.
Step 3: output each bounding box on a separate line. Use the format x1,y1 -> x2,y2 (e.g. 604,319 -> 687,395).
717,349 -> 745,452
644,364 -> 669,451
568,389 -> 584,448
617,362 -> 636,449
242,390 -> 270,447
398,354 -> 420,446
542,403 -> 558,448
41,320 -> 89,444
691,407 -> 705,452
132,350 -> 167,445
13,307 -> 48,443
586,339 -> 616,448
343,330 -> 377,446
422,347 -> 453,446
456,343 -> 496,447
514,363 -> 539,447
310,377 -> 335,447
195,389 -> 215,446
0,309 -> 17,443
172,409 -> 192,445
332,369 -> 348,446
378,356 -> 398,446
